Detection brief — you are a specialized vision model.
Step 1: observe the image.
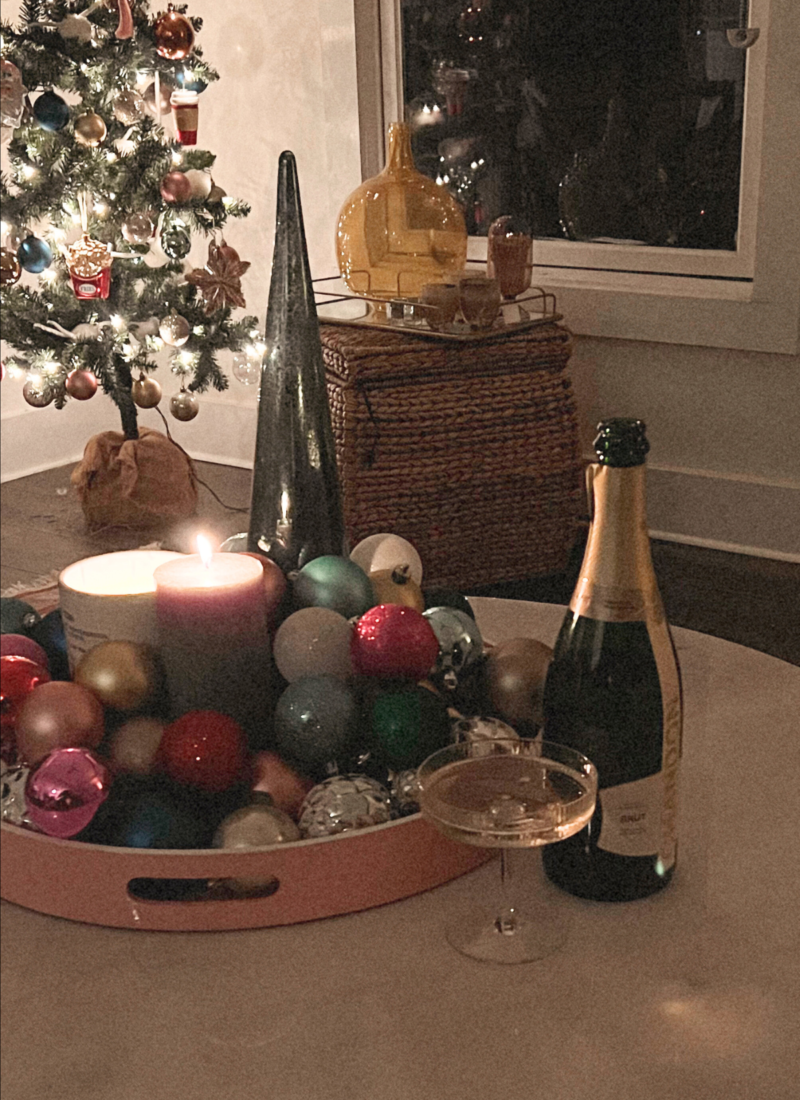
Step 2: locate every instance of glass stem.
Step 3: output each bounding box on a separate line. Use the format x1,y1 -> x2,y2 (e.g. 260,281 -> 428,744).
495,848 -> 518,936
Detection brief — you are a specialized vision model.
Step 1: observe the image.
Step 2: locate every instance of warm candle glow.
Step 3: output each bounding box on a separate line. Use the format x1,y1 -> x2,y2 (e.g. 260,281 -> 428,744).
196,535 -> 214,569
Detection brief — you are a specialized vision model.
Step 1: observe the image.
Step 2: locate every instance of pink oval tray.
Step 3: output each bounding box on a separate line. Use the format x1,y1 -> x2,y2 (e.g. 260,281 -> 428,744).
0,815 -> 489,931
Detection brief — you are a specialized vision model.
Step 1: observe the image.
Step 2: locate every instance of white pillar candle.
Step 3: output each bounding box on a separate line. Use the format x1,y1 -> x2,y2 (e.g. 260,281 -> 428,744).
59,550 -> 183,673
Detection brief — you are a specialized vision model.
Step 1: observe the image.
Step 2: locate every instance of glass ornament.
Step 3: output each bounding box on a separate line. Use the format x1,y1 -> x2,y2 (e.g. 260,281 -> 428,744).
159,311 -> 191,347
389,767 -> 420,816
121,212 -> 155,245
0,247 -> 21,287
272,607 -> 353,683
298,774 -> 393,838
131,375 -> 162,408
423,606 -> 484,689
231,349 -> 261,385
22,379 -> 54,407
74,640 -> 158,712
143,80 -> 174,116
1,762 -> 33,827
25,747 -> 110,838
351,604 -> 440,681
14,680 -> 104,767
423,586 -> 475,619
349,533 -> 423,587
293,555 -> 376,620
64,369 -> 98,401
451,715 -> 520,744
0,656 -> 51,764
273,675 -> 358,776
336,121 -> 467,300
113,89 -> 145,125
33,90 -> 70,132
1,59 -> 26,129
17,235 -> 53,274
487,215 -> 533,299
74,111 -> 107,147
0,633 -> 49,670
154,6 -> 195,60
160,225 -> 191,260
176,70 -> 208,93
169,387 -> 199,421
157,710 -> 249,793
247,151 -> 345,571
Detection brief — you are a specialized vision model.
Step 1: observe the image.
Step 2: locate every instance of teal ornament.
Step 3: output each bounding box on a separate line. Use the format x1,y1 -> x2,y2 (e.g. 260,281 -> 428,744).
33,90 -> 70,132
160,225 -> 191,260
293,556 -> 375,619
17,235 -> 53,274
423,606 -> 483,690
26,610 -> 70,681
273,674 -> 358,777
0,598 -> 41,636
82,774 -> 212,850
369,684 -> 451,770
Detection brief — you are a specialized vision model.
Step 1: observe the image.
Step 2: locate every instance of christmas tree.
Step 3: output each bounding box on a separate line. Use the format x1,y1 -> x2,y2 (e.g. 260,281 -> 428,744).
0,0 -> 258,440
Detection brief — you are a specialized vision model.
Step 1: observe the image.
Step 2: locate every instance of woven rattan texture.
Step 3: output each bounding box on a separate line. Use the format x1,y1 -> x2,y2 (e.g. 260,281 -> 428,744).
321,323 -> 582,589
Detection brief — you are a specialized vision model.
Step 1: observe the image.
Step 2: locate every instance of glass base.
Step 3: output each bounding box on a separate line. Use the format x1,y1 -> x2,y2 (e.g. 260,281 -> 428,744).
445,902 -> 569,964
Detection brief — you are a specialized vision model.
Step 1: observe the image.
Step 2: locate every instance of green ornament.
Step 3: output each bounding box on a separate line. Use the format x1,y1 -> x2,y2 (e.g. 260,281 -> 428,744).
293,556 -> 376,619
0,597 -> 41,636
370,685 -> 451,770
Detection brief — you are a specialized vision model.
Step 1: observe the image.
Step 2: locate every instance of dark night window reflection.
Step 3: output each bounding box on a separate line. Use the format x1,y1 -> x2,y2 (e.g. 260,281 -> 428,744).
402,0 -> 749,249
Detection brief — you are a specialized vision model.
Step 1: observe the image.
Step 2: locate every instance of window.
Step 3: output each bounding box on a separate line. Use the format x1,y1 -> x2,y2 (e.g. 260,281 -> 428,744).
355,0 -> 800,353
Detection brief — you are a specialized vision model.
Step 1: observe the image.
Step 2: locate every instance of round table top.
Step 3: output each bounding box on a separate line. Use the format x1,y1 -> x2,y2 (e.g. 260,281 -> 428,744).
2,598 -> 799,1100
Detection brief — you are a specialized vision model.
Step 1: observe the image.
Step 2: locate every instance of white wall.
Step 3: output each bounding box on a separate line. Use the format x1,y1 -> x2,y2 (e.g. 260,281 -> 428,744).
2,1 -> 798,561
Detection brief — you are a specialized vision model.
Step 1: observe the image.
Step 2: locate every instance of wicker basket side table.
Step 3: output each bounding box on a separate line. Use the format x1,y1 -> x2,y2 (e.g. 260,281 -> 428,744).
320,322 -> 582,590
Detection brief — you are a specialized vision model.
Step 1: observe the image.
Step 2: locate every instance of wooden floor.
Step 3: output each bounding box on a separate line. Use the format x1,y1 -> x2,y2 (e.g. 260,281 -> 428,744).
2,460 -> 798,665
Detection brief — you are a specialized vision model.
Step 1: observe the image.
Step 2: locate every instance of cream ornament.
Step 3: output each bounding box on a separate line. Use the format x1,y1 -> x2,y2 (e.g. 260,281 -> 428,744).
184,169 -> 212,200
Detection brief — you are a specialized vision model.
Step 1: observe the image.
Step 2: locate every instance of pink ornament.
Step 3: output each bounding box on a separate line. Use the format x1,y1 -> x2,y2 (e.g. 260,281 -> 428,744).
0,633 -> 49,670
160,171 -> 192,204
25,747 -> 111,838
351,604 -> 440,680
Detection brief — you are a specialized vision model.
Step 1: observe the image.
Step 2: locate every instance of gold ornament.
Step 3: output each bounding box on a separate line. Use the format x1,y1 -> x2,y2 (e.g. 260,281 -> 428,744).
368,565 -> 425,611
132,374 -> 162,408
486,637 -> 553,727
185,241 -> 250,315
159,311 -> 191,347
0,247 -> 21,287
75,640 -> 160,712
74,111 -> 107,147
154,6 -> 195,60
169,386 -> 199,421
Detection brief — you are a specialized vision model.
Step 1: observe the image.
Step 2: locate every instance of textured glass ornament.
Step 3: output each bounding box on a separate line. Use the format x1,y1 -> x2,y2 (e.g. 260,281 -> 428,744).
389,768 -> 420,817
160,225 -> 191,260
247,151 -> 346,571
336,121 -> 467,300
1,762 -> 33,827
298,774 -> 393,838
451,715 -> 520,744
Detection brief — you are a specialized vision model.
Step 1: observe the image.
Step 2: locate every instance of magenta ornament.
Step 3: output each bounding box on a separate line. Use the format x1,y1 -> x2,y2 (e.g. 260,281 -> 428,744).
25,747 -> 111,838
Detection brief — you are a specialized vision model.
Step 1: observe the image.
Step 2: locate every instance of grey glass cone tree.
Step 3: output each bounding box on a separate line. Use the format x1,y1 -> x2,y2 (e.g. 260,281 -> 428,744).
246,150 -> 346,572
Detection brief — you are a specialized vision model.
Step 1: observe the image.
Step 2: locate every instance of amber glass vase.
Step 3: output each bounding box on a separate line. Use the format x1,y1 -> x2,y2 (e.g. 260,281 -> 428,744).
336,121 -> 467,300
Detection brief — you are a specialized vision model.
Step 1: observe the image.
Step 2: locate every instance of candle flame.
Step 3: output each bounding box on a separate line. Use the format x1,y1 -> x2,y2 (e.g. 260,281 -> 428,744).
196,535 -> 214,569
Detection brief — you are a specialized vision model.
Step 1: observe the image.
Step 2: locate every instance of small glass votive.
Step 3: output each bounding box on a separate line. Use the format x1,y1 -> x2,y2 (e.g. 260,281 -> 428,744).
420,282 -> 460,329
458,273 -> 502,330
487,216 -> 533,299
170,89 -> 198,145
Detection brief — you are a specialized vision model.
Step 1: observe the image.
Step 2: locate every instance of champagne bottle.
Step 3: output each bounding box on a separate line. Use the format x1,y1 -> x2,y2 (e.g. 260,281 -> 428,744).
542,419 -> 681,901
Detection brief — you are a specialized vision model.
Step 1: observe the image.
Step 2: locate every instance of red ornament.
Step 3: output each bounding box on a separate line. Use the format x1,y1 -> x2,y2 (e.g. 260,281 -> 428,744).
158,710 -> 248,792
65,369 -> 98,401
351,605 -> 440,681
0,655 -> 51,764
154,7 -> 195,60
160,170 -> 192,204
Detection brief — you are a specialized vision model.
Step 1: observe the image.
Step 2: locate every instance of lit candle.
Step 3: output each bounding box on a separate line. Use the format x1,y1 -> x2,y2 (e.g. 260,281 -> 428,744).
153,539 -> 274,748
59,550 -> 183,673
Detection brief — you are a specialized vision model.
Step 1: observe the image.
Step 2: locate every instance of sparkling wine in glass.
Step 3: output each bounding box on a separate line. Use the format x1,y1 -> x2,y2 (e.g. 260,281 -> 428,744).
417,738 -> 597,963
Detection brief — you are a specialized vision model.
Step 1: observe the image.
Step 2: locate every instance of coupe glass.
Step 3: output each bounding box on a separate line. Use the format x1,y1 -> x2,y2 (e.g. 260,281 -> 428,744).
417,738 -> 597,964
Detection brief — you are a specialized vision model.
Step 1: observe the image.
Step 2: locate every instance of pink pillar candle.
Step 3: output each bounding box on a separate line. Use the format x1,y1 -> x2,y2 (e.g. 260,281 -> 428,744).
154,554 -> 274,749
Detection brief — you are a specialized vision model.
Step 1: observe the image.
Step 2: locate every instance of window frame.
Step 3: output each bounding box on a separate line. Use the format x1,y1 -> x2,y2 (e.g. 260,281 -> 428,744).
355,0 -> 800,354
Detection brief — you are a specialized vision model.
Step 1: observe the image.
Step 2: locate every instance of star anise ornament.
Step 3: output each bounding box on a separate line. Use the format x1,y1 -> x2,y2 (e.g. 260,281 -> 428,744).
186,242 -> 250,315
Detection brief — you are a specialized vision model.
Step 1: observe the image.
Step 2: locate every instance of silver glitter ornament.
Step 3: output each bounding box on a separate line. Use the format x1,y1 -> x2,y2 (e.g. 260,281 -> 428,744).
423,606 -> 484,689
298,774 -> 393,838
169,388 -> 199,421
113,89 -> 145,125
451,715 -> 520,744
1,763 -> 34,827
390,768 -> 420,817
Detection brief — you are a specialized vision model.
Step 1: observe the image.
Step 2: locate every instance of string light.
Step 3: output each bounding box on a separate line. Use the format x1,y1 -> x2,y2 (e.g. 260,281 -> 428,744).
22,165 -> 37,180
